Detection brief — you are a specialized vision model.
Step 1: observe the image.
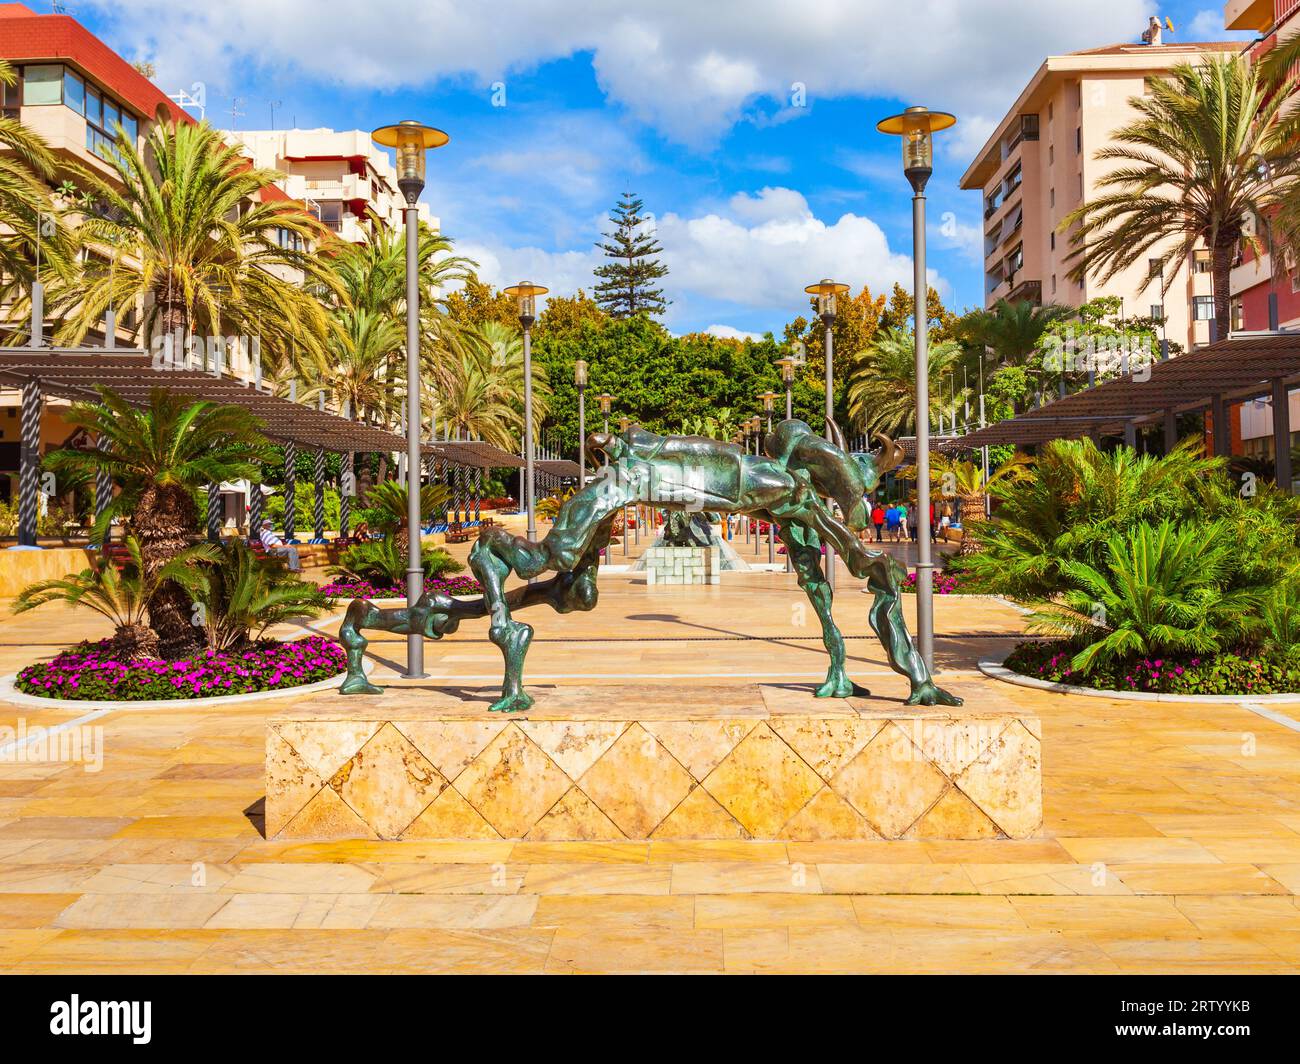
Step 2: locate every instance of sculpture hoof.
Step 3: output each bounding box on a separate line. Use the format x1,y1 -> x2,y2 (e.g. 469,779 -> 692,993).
340,675 -> 382,696
815,674 -> 856,699
905,682 -> 963,707
489,691 -> 534,714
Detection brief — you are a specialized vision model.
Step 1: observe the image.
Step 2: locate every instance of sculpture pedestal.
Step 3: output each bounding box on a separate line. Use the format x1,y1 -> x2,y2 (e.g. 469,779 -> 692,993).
644,545 -> 720,585
265,685 -> 1041,842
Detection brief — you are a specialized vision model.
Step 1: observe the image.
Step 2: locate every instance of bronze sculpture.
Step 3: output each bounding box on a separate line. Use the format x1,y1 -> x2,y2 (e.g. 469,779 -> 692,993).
338,419 -> 962,712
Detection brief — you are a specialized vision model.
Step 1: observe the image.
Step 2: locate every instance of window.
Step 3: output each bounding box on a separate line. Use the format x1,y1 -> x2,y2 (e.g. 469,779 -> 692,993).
1148,257 -> 1163,280
1075,126 -> 1082,153
1050,231 -> 1055,250
1005,164 -> 1022,193
1020,114 -> 1039,141
1051,274 -> 1057,295
85,87 -> 102,127
318,201 -> 343,231
62,69 -> 84,115
0,75 -> 19,118
1049,187 -> 1055,208
275,227 -> 304,252
1047,101 -> 1054,122
1048,144 -> 1054,165
103,100 -> 120,134
1193,295 -> 1214,321
1193,248 -> 1212,274
1150,304 -> 1163,320
22,64 -> 62,106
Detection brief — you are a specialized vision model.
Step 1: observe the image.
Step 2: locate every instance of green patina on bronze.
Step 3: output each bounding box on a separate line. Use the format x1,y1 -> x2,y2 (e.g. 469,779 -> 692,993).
338,418 -> 963,712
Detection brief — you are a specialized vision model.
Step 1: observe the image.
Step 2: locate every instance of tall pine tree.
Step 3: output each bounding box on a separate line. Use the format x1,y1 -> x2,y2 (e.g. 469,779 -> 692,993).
593,192 -> 670,317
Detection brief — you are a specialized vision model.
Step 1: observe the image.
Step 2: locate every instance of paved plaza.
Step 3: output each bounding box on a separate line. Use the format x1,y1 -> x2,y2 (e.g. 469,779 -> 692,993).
0,539 -> 1298,974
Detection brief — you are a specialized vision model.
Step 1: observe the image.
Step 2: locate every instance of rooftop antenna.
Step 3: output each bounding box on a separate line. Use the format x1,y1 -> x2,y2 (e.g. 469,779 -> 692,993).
267,99 -> 282,131
228,96 -> 245,130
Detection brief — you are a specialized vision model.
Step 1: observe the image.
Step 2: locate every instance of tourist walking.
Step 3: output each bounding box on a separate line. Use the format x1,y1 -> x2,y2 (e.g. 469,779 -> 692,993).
871,502 -> 885,542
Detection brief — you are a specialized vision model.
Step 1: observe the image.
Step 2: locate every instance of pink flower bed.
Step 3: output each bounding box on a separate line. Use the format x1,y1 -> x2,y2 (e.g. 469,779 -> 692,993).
902,570 -> 960,594
15,635 -> 346,701
319,575 -> 483,599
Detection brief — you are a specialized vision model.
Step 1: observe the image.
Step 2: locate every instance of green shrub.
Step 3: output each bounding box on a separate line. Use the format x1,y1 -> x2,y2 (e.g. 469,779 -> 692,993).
328,533 -> 462,587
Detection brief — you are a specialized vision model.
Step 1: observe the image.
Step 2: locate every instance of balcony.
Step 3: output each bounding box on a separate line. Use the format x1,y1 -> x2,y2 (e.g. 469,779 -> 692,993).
1224,0 -> 1278,32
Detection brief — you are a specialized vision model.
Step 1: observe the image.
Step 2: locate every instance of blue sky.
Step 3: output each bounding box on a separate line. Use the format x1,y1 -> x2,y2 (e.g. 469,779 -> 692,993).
69,0 -> 1255,336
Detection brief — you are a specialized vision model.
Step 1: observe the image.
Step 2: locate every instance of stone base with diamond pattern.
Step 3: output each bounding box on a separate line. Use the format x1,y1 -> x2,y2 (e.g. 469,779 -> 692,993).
265,685 -> 1041,841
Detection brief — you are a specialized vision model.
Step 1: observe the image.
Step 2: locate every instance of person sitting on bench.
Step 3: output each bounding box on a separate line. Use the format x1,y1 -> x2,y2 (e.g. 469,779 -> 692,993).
258,520 -> 302,572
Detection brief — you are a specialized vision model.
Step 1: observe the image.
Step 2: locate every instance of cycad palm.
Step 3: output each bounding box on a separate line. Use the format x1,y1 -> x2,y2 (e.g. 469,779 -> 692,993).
847,327 -> 963,436
1031,520 -> 1253,673
1063,55 -> 1300,341
43,387 -> 269,654
51,118 -> 334,375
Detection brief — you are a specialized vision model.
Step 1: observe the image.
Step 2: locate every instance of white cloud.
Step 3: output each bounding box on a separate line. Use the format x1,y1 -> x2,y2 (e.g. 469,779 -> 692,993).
87,0 -> 1152,144
704,324 -> 764,341
1185,9 -> 1253,40
458,184 -> 941,328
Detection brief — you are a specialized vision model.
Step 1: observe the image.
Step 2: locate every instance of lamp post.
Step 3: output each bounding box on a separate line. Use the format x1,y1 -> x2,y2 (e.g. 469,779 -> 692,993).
575,359 -> 588,488
759,394 -> 776,561
877,104 -> 956,672
775,357 -> 795,420
372,119 -> 448,680
504,282 -> 548,553
804,278 -> 849,588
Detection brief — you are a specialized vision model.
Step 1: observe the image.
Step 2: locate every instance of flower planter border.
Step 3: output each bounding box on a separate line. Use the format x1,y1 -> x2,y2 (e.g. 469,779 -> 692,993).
978,659 -> 1300,704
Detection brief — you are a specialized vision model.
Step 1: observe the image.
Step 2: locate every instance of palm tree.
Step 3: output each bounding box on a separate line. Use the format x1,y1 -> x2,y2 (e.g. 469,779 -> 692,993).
928,451 -> 1032,529
957,299 -> 1071,366
431,321 -> 550,448
1062,55 -> 1300,341
847,327 -> 964,436
50,118 -> 335,373
14,535 -> 218,660
0,59 -> 78,324
43,387 -> 269,655
185,540 -> 324,651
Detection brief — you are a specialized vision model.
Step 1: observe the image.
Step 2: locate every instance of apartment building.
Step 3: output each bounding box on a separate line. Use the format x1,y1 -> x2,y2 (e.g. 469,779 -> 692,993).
1222,1 -> 1300,333
959,31 -> 1239,352
224,128 -> 434,242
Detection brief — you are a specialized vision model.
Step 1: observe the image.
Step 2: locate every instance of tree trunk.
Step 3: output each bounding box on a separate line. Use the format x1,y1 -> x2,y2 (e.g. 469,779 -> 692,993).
1211,238 -> 1236,344
134,481 -> 202,658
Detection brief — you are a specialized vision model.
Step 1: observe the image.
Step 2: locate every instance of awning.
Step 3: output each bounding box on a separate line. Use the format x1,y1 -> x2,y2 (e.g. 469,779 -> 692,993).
536,458 -> 582,478
0,347 -> 406,452
422,440 -> 525,468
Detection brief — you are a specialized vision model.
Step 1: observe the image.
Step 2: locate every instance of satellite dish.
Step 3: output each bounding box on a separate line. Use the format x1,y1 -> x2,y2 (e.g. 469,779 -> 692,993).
1165,17 -> 1175,33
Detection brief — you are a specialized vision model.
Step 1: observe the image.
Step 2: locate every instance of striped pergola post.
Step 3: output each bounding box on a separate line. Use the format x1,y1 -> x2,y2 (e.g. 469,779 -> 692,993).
283,439 -> 298,543
94,433 -> 112,548
206,482 -> 221,542
249,481 -> 264,538
310,447 -> 327,543
16,380 -> 41,549
339,452 -> 353,540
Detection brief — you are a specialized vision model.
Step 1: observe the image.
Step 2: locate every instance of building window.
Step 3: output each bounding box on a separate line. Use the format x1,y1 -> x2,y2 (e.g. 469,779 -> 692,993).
1192,296 -> 1214,321
275,227 -> 303,252
62,69 -> 84,115
0,76 -> 19,118
1049,187 -> 1055,208
317,201 -> 343,232
1193,248 -> 1212,274
1048,144 -> 1054,165
1051,274 -> 1057,294
1231,299 -> 1244,332
1075,126 -> 1082,153
1005,164 -> 1022,194
1050,231 -> 1055,250
1148,257 -> 1163,280
21,64 -> 63,106
1150,304 -> 1163,320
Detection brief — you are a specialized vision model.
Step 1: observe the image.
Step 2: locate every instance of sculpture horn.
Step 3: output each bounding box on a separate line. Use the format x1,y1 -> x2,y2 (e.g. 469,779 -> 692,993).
825,416 -> 848,453
873,432 -> 904,475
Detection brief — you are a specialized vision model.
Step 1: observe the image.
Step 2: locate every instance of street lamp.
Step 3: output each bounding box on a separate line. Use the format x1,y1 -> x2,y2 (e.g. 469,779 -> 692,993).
504,282 -> 548,553
574,359 -> 588,488
759,397 -> 776,562
877,104 -> 956,672
804,278 -> 849,588
775,357 -> 795,420
598,393 -> 615,435
372,119 -> 448,680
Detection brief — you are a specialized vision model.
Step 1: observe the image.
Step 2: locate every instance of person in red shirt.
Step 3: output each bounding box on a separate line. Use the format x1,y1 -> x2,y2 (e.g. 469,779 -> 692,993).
871,502 -> 886,542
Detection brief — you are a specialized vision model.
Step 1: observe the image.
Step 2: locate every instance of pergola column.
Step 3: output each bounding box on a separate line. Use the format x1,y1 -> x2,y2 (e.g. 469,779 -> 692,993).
310,447 -> 326,543
1210,394 -> 1231,458
473,466 -> 482,523
1123,421 -> 1137,451
206,482 -> 221,542
283,439 -> 298,543
1272,378 -> 1293,494
94,433 -> 112,548
1163,409 -> 1178,454
339,452 -> 353,540
16,380 -> 41,549
249,481 -> 264,538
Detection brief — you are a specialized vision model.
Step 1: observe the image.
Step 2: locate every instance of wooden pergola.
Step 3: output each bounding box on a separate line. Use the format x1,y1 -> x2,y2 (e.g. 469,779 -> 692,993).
951,334 -> 1300,493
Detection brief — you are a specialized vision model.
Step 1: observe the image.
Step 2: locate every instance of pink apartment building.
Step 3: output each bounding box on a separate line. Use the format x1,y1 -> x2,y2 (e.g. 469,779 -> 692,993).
960,33 -> 1239,352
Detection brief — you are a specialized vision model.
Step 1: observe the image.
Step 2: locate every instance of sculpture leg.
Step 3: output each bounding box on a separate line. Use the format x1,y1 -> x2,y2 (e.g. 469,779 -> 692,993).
337,593 -> 465,695
863,552 -> 963,706
775,494 -> 962,707
776,521 -> 857,698
469,472 -> 632,712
